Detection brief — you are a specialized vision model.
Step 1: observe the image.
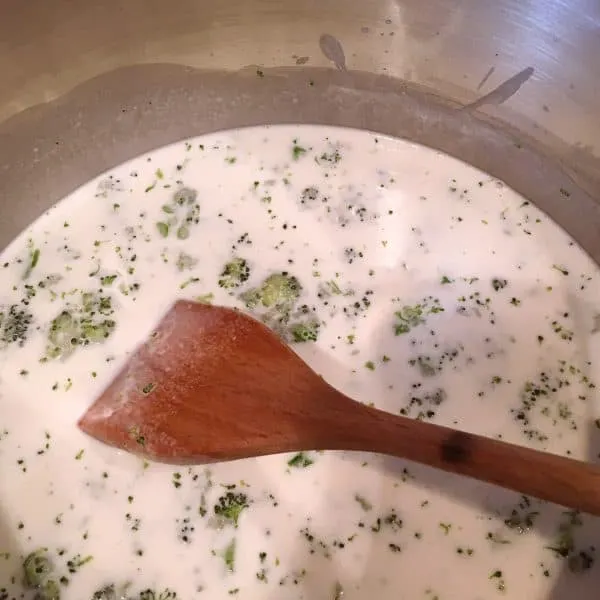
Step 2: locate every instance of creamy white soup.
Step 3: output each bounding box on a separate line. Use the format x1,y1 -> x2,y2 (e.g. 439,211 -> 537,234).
1,125 -> 600,600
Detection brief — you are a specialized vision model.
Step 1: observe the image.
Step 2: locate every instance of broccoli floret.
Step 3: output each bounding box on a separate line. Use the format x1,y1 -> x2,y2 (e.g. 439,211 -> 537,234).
240,272 -> 301,309
23,548 -> 52,587
214,492 -> 249,526
91,585 -> 178,600
239,287 -> 262,310
288,452 -> 314,468
173,187 -> 197,206
260,273 -> 301,307
100,274 -> 117,286
157,188 -> 200,240
176,252 -> 197,272
394,305 -> 425,335
91,586 -> 117,600
218,258 -> 250,289
138,590 -> 178,600
37,581 -> 61,600
394,300 -> 444,335
45,292 -> 116,359
290,321 -> 320,343
22,548 -> 60,600
46,311 -> 78,358
0,304 -> 33,347
239,272 -> 306,340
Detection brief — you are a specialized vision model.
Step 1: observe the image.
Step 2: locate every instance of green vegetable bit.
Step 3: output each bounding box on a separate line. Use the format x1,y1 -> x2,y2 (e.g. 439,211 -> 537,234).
223,539 -> 236,572
394,299 -> 444,335
194,293 -> 215,305
92,586 -> 178,600
214,491 -> 249,526
45,292 -> 116,359
176,252 -> 197,272
239,271 -> 306,341
92,586 -> 117,600
173,187 -> 198,206
288,452 -> 314,468
24,247 -> 41,279
394,305 -> 425,335
261,273 -> 301,307
38,580 -> 61,600
23,548 -> 60,599
0,304 -> 33,347
176,225 -> 189,240
139,590 -> 178,600
241,272 -> 301,309
23,548 -> 53,587
290,321 -> 320,343
292,143 -> 307,160
142,383 -> 156,395
100,274 -> 118,286
218,258 -> 251,289
156,222 -> 170,238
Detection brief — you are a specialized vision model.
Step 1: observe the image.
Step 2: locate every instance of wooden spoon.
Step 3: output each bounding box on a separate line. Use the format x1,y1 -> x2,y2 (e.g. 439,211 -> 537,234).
78,299 -> 600,515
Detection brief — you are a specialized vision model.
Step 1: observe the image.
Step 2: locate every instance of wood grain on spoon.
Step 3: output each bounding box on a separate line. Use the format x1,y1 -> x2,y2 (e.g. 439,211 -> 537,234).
78,300 -> 600,515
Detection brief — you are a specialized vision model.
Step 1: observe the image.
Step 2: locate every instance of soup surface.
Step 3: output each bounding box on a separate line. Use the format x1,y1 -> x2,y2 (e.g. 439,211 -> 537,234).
1,125 -> 600,599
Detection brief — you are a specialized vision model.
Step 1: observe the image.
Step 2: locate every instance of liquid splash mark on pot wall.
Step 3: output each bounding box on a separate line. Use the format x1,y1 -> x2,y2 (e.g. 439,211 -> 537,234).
465,66 -> 535,110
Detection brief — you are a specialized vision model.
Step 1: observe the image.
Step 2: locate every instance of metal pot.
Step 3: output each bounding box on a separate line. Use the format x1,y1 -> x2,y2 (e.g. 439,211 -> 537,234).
0,1 -> 599,596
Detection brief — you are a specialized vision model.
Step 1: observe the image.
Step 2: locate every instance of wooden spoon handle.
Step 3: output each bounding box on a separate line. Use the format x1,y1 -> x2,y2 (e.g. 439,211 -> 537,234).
326,393 -> 600,514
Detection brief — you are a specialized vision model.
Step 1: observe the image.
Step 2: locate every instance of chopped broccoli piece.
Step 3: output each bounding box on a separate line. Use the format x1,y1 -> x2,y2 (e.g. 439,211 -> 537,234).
194,293 -> 214,305
394,299 -> 444,335
46,311 -> 78,358
91,586 -> 177,600
241,272 -> 301,308
223,539 -> 236,572
142,382 -> 156,395
290,321 -> 320,343
156,222 -> 169,238
23,548 -> 53,588
176,225 -> 189,240
91,586 -> 117,600
139,590 -> 178,600
239,287 -> 262,309
66,553 -> 93,573
157,188 -> 199,239
34,580 -> 60,600
394,305 -> 425,335
292,143 -> 307,160
100,274 -> 117,286
176,252 -> 197,272
260,273 -> 301,307
173,187 -> 197,206
0,304 -> 33,347
239,272 -> 307,341
218,258 -> 250,289
288,452 -> 314,468
23,548 -> 60,599
214,491 -> 249,526
45,292 -> 116,359
24,247 -> 40,279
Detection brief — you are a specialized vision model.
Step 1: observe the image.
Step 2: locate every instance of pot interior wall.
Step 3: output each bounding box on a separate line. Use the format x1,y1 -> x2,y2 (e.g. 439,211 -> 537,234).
1,0 -> 599,252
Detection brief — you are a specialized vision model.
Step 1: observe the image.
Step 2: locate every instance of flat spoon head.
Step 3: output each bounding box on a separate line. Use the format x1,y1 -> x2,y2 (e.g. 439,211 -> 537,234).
78,300 -> 334,463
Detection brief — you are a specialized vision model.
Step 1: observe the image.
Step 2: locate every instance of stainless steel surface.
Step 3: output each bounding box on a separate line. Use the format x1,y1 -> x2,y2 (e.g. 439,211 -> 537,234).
1,0 -> 599,255
0,0 -> 599,595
